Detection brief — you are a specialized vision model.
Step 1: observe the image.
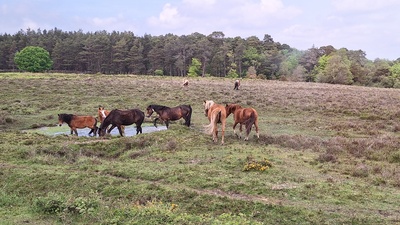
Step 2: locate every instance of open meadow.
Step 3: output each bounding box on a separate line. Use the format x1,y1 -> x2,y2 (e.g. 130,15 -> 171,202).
1,73 -> 400,224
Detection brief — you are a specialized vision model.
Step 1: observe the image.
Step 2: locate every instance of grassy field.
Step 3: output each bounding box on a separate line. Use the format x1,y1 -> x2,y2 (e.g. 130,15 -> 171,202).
1,72 -> 400,224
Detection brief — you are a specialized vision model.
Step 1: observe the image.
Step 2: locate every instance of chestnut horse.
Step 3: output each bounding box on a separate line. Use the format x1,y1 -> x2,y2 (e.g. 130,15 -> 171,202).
203,100 -> 227,144
98,107 -> 109,123
225,103 -> 259,140
98,109 -> 144,137
58,113 -> 98,136
146,104 -> 192,129
98,107 -> 124,134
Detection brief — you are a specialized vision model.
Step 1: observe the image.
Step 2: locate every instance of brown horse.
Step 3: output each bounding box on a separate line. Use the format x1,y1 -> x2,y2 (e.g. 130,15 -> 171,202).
98,109 -> 144,137
183,79 -> 189,87
146,104 -> 192,128
203,100 -> 227,144
98,107 -> 124,134
98,107 -> 109,123
58,113 -> 98,136
234,79 -> 240,90
225,103 -> 259,141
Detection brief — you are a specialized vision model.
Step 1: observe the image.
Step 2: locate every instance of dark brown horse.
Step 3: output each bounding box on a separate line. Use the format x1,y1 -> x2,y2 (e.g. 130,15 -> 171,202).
146,104 -> 192,128
98,106 -> 125,134
203,100 -> 227,144
58,113 -> 98,136
225,103 -> 259,141
98,109 -> 144,137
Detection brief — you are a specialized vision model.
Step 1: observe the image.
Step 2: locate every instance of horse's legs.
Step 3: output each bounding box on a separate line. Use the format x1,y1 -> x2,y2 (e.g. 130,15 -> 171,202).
238,124 -> 243,139
136,124 -> 142,134
121,126 -> 125,136
221,120 -> 226,145
88,125 -> 97,136
73,129 -> 78,136
108,125 -> 117,133
255,119 -> 260,139
244,123 -> 251,141
153,118 -> 158,128
233,122 -> 239,138
70,129 -> 74,135
117,126 -> 124,137
165,120 -> 169,129
213,126 -> 218,143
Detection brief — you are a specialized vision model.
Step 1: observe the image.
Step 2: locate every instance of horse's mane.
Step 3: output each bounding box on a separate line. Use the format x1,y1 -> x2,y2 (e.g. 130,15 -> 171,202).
59,113 -> 73,124
150,104 -> 170,111
204,100 -> 215,110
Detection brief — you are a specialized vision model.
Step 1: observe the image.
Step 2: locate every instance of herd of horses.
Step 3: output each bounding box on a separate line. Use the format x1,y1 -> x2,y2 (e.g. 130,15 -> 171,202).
58,100 -> 259,144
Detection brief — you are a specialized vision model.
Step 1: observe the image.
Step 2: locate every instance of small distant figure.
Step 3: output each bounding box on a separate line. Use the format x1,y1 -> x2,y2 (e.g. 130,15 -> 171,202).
234,79 -> 240,90
183,79 -> 189,87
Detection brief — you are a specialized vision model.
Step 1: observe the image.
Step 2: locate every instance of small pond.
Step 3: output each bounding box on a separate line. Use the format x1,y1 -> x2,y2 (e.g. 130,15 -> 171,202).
28,125 -> 167,137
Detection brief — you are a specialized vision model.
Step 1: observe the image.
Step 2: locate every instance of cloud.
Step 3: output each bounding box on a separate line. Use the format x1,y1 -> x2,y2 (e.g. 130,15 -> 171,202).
182,0 -> 215,6
22,18 -> 41,30
331,0 -> 400,11
148,3 -> 186,29
91,17 -> 119,27
260,0 -> 284,13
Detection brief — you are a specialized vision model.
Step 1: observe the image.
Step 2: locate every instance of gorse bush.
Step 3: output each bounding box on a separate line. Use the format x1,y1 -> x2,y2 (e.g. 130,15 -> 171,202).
243,157 -> 273,172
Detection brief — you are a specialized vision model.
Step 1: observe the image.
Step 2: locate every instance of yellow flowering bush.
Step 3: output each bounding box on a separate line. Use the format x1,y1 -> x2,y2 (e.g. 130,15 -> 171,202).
243,157 -> 272,172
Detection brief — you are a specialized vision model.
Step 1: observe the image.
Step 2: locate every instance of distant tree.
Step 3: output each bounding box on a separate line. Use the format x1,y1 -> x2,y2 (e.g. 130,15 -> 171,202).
316,53 -> 353,85
389,63 -> 400,88
14,46 -> 52,72
187,58 -> 201,77
246,66 -> 257,78
291,65 -> 307,82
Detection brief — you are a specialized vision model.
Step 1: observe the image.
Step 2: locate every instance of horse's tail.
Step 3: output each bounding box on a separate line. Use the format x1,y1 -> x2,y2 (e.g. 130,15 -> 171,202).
204,110 -> 221,135
245,111 -> 256,134
186,105 -> 192,127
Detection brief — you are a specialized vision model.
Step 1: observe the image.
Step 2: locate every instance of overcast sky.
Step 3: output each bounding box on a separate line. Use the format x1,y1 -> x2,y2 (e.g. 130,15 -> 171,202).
1,0 -> 399,60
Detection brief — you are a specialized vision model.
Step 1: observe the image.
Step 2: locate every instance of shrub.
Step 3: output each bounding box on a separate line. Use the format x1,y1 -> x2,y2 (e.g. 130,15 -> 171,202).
14,46 -> 53,72
243,156 -> 272,172
154,69 -> 164,76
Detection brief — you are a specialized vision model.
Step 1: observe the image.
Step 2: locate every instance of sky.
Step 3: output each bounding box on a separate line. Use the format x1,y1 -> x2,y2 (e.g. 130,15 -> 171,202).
1,0 -> 399,60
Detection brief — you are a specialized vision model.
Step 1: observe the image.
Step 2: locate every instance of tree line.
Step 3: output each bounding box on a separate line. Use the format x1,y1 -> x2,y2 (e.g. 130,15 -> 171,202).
1,28 -> 400,88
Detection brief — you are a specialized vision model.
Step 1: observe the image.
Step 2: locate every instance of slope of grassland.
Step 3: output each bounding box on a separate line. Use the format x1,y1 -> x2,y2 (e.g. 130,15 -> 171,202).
0,73 -> 399,224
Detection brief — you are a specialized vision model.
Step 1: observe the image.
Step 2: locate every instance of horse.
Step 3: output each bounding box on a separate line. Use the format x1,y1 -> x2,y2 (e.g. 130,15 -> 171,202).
183,79 -> 189,87
98,107 -> 109,123
146,104 -> 192,129
98,107 -> 125,134
58,113 -> 98,136
98,109 -> 144,137
203,100 -> 227,144
225,103 -> 259,141
234,79 -> 240,90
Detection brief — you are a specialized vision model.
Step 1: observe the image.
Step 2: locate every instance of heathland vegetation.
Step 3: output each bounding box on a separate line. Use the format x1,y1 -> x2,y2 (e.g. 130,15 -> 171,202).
0,73 -> 399,224
1,29 -> 400,88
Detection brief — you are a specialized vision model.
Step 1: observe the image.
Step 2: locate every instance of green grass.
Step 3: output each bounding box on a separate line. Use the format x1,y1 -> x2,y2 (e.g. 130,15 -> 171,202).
1,73 -> 400,224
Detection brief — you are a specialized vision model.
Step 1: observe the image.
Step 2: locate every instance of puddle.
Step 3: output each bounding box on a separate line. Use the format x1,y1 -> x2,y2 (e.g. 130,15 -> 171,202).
28,125 -> 167,137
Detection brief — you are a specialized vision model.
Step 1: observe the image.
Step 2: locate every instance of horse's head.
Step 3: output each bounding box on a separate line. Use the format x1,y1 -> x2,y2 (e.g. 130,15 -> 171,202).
203,100 -> 214,117
146,105 -> 154,117
57,114 -> 63,126
98,107 -> 108,120
225,104 -> 240,117
98,127 -> 106,137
